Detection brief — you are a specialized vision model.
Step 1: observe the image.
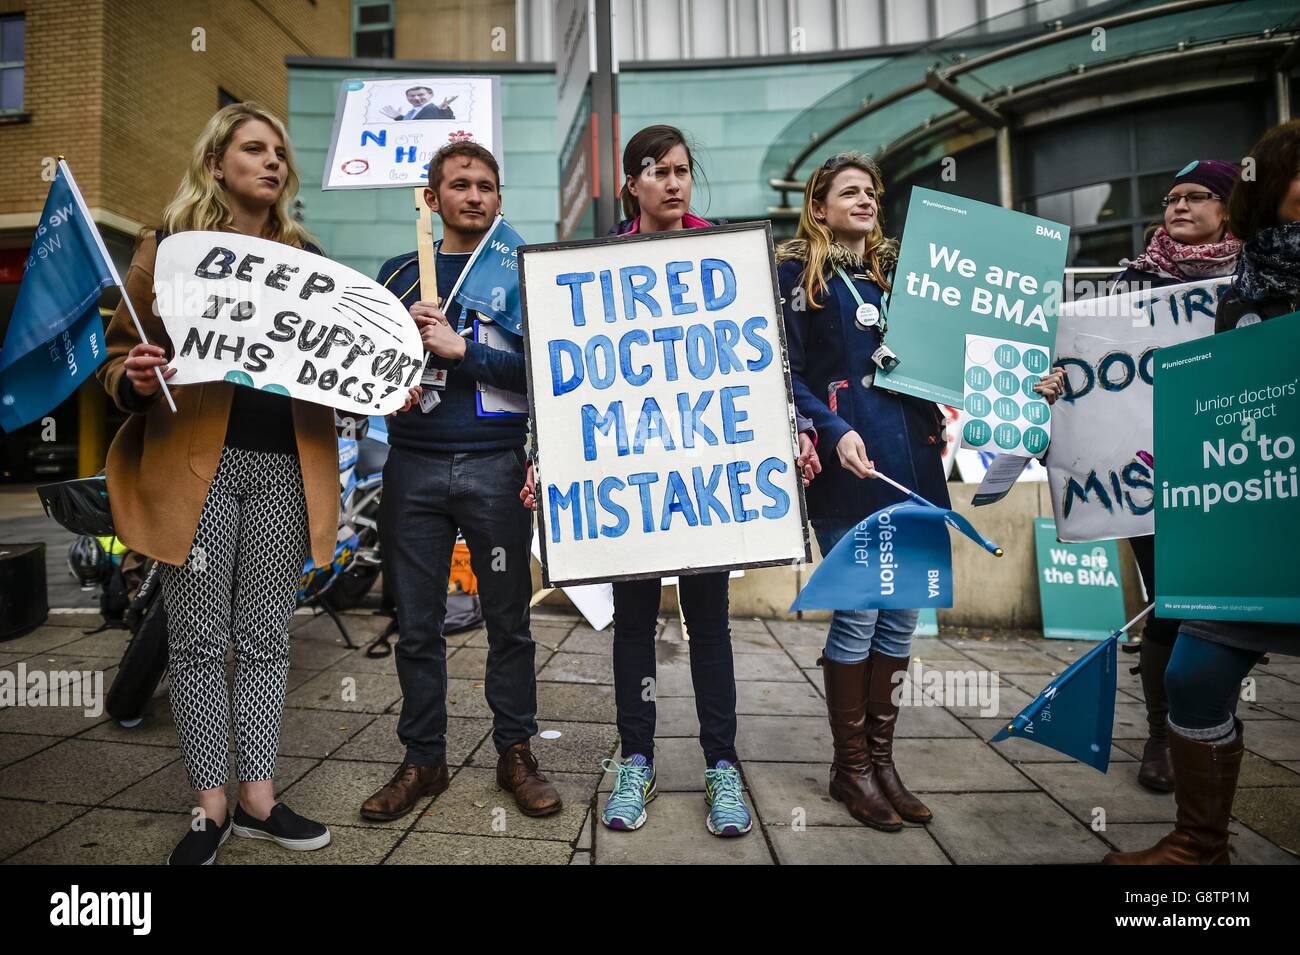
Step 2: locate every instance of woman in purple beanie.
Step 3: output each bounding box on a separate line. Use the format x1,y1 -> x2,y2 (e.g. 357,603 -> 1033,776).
1095,161 -> 1243,796
1111,159 -> 1242,295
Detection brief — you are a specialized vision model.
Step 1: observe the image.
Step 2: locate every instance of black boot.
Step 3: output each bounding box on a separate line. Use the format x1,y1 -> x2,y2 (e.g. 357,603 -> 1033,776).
1137,638 -> 1175,792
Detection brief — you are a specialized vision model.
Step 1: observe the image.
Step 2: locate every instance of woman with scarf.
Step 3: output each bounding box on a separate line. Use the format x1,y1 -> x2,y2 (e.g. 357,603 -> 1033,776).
1113,160 -> 1242,795
1105,121 -> 1300,865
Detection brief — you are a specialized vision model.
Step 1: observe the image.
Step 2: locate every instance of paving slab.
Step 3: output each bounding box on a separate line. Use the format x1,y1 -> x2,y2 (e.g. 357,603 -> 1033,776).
6,807 -> 185,865
0,798 -> 85,861
0,625 -> 88,655
593,791 -> 773,864
744,761 -> 851,828
892,738 -> 1038,792
536,680 -> 616,724
735,680 -> 824,716
1230,786 -> 1300,856
332,713 -> 491,765
0,731 -> 60,768
557,626 -> 611,655
650,695 -> 700,738
414,766 -> 597,843
1018,762 -> 1178,824
386,830 -> 572,864
736,715 -> 829,763
467,719 -> 617,774
922,791 -> 1107,864
536,651 -> 615,685
767,824 -> 949,864
445,646 -> 551,679
0,737 -> 180,804
1242,720 -> 1300,761
285,670 -> 402,714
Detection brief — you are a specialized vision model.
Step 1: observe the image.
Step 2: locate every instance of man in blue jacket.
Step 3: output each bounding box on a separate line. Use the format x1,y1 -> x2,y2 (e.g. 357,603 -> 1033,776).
360,142 -> 562,821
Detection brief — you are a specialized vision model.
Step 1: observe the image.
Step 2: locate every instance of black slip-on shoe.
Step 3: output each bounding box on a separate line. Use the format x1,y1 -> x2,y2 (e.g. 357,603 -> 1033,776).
167,812 -> 232,865
232,801 -> 331,851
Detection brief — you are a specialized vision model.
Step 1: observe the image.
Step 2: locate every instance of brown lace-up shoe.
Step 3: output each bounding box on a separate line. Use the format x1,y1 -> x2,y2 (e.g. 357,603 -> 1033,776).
360,761 -> 449,821
496,741 -> 563,817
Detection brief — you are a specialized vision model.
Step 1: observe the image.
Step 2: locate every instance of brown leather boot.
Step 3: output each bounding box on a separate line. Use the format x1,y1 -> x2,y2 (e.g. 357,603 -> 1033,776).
360,761 -> 449,821
865,652 -> 932,824
497,741 -> 563,817
1104,719 -> 1244,865
821,657 -> 903,831
1136,639 -> 1175,792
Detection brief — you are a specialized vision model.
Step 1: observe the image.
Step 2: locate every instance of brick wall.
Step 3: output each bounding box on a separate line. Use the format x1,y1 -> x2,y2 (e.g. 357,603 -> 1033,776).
0,0 -> 350,231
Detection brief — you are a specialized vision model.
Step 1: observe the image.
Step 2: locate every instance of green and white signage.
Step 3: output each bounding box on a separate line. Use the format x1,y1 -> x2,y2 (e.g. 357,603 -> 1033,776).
1034,518 -> 1126,641
1154,314 -> 1300,623
878,188 -> 1069,406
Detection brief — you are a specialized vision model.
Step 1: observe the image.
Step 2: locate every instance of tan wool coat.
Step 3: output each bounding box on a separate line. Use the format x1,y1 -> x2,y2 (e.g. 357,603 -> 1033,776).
95,233 -> 339,568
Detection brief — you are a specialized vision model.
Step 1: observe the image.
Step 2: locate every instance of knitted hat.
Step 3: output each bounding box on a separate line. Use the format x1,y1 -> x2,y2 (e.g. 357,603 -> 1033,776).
1171,159 -> 1239,200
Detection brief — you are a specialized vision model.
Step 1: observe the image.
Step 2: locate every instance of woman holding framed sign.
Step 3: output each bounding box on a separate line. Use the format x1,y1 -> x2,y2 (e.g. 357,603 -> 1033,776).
521,125 -> 819,839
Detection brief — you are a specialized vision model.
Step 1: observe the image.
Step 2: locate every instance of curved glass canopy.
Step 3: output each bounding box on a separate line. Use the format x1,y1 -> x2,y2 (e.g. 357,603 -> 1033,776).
761,0 -> 1300,198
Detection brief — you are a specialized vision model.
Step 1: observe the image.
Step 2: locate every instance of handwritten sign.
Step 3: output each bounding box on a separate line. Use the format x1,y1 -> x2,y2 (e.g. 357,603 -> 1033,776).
153,232 -> 424,416
520,223 -> 810,587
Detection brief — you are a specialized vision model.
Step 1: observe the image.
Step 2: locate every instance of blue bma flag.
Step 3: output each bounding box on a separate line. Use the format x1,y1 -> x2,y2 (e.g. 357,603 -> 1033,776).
0,161 -> 117,432
991,626 -> 1125,772
448,215 -> 525,336
790,480 -> 1002,612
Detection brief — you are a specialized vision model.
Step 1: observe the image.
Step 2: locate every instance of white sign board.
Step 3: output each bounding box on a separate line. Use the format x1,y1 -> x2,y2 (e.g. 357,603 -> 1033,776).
153,232 -> 425,416
521,223 -> 810,587
322,75 -> 502,190
1047,278 -> 1227,541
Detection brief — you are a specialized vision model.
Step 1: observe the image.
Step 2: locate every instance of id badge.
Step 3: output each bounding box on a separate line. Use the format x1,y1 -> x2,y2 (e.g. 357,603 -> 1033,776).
420,361 -> 449,390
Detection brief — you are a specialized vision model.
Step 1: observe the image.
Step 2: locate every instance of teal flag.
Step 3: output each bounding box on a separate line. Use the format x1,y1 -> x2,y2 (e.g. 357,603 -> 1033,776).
1154,313 -> 1300,622
992,628 -> 1121,772
877,188 -> 1069,406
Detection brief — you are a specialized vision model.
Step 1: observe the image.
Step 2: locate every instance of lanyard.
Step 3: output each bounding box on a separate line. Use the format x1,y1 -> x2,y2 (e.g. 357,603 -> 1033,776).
834,266 -> 887,334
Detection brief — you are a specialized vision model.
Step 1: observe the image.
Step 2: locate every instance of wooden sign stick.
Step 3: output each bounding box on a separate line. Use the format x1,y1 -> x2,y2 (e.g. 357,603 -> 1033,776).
413,186 -> 439,303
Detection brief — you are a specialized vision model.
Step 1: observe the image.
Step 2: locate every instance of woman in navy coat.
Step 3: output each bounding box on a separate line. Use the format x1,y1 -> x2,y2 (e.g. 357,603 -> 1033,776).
777,152 -> 951,832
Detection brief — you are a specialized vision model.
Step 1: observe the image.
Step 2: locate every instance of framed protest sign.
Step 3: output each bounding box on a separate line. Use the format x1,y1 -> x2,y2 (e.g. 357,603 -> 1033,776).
321,75 -> 502,190
153,232 -> 425,416
1047,279 -> 1226,542
520,222 -> 811,587
1034,518 -> 1126,640
877,188 -> 1068,406
1154,314 -> 1300,623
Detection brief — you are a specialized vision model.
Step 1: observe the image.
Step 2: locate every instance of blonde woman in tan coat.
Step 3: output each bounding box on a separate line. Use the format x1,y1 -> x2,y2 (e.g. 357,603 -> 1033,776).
98,102 -> 417,864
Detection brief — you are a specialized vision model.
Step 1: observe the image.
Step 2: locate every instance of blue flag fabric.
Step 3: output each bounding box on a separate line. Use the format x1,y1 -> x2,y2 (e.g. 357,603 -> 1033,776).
0,164 -> 115,432
991,630 -> 1120,772
790,503 -> 956,611
451,216 -> 525,336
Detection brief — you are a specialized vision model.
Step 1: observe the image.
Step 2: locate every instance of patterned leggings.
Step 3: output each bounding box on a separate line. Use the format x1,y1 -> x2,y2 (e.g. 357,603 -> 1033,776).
161,445 -> 309,791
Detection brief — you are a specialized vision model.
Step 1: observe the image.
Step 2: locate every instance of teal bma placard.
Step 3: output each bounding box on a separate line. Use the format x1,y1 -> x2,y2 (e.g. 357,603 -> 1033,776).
1154,314 -> 1300,622
877,187 -> 1069,406
1034,518 -> 1127,640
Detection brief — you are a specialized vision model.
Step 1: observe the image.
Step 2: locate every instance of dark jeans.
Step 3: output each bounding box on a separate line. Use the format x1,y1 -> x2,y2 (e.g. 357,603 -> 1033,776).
1165,629 -> 1261,734
1127,535 -> 1181,647
381,446 -> 537,765
612,571 -> 738,767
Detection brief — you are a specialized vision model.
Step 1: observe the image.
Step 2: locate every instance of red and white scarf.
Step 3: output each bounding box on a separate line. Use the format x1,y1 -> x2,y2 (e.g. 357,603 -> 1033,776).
1125,227 -> 1241,281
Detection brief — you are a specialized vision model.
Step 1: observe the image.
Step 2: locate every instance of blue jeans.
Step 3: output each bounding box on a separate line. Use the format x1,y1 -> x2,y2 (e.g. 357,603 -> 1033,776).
811,519 -> 919,664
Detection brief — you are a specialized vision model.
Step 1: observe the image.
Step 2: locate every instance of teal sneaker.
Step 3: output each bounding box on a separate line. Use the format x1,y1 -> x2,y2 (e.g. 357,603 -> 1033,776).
704,760 -> 752,837
601,754 -> 656,831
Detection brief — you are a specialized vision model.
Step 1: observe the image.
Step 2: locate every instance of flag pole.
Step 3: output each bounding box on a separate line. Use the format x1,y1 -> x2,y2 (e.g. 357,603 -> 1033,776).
1119,603 -> 1155,636
870,466 -> 1004,557
59,159 -> 176,413
443,213 -> 502,312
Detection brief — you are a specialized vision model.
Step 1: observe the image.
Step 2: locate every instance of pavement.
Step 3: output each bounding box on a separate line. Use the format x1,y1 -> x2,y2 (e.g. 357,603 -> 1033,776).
1,603 -> 1298,865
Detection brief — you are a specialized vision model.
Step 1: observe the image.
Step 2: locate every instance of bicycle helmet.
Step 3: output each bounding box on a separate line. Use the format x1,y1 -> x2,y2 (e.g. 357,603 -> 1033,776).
68,535 -> 109,588
37,475 -> 115,537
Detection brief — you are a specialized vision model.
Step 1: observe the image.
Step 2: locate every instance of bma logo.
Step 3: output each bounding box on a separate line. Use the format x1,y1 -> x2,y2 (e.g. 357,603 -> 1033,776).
1035,225 -> 1063,240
